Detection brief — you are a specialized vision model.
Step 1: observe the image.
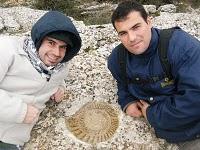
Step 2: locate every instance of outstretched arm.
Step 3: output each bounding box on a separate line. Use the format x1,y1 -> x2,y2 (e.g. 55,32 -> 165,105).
108,48 -> 138,111
50,86 -> 65,103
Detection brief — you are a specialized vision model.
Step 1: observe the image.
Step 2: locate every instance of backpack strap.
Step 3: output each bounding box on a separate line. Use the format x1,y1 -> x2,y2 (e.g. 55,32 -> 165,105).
158,28 -> 175,81
118,44 -> 128,86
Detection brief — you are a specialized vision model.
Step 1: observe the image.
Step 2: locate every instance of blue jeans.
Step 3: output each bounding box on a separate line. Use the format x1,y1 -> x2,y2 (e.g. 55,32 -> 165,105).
177,138 -> 200,150
0,141 -> 22,150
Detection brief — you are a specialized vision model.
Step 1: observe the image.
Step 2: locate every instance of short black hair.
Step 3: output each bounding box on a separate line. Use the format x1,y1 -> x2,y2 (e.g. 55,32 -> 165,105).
111,0 -> 148,29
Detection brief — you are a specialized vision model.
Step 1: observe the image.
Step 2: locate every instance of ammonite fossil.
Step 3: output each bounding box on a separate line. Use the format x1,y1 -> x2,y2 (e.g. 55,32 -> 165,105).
65,101 -> 119,144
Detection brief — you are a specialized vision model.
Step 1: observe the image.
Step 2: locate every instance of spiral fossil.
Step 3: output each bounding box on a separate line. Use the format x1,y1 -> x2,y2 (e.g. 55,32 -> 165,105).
65,101 -> 119,144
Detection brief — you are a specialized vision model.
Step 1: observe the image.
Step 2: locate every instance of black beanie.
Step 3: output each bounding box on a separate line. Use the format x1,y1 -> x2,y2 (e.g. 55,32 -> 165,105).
36,31 -> 73,50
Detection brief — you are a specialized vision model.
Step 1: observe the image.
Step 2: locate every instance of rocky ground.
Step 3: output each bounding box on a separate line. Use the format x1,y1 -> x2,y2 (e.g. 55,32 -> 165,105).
0,5 -> 200,150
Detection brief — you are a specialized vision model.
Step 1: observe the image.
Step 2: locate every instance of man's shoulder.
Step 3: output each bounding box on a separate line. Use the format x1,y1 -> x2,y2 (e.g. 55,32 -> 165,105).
108,43 -> 122,63
109,43 -> 125,56
171,27 -> 196,42
0,35 -> 18,40
0,35 -> 23,46
167,27 -> 200,63
169,27 -> 200,51
0,36 -> 24,54
107,43 -> 121,69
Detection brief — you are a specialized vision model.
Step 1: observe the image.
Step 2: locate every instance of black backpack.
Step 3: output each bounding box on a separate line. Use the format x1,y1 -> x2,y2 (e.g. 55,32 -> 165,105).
118,28 -> 175,86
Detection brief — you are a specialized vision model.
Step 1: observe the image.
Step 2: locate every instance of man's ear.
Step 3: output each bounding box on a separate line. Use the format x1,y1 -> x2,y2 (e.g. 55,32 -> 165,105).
147,16 -> 153,27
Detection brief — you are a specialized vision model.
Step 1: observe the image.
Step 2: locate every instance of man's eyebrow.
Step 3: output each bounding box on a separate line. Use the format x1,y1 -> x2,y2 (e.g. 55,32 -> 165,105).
118,30 -> 126,35
118,23 -> 142,34
132,23 -> 141,27
129,23 -> 142,30
46,37 -> 67,46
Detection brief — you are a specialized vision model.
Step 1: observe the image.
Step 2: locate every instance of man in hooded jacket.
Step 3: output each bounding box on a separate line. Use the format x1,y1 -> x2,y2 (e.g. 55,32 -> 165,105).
0,11 -> 81,149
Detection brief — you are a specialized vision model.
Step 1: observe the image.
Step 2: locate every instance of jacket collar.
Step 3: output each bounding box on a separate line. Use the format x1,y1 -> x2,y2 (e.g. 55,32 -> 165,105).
16,36 -> 29,56
138,28 -> 159,58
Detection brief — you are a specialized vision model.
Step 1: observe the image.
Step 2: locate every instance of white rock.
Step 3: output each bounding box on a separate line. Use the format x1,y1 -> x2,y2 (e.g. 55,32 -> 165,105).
0,17 -> 4,31
158,4 -> 176,13
144,5 -> 157,14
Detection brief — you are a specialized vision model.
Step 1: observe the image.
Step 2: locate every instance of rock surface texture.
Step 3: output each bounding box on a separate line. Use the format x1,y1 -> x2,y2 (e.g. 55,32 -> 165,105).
0,5 -> 200,150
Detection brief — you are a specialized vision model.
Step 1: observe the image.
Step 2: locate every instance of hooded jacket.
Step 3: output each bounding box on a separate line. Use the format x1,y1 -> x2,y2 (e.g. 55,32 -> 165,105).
31,11 -> 81,62
0,11 -> 81,145
108,27 -> 200,143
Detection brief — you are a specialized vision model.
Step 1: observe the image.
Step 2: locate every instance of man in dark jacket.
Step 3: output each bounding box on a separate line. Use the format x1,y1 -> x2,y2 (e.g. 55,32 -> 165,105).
108,1 -> 200,149
0,11 -> 81,149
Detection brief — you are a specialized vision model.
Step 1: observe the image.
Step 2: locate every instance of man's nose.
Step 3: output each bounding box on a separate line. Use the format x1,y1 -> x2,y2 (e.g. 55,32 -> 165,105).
128,32 -> 136,42
53,46 -> 60,56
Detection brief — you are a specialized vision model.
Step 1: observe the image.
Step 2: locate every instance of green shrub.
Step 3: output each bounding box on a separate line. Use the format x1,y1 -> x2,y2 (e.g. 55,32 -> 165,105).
33,0 -> 75,14
0,0 -> 10,7
0,0 -> 6,3
81,10 -> 113,25
187,0 -> 200,9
